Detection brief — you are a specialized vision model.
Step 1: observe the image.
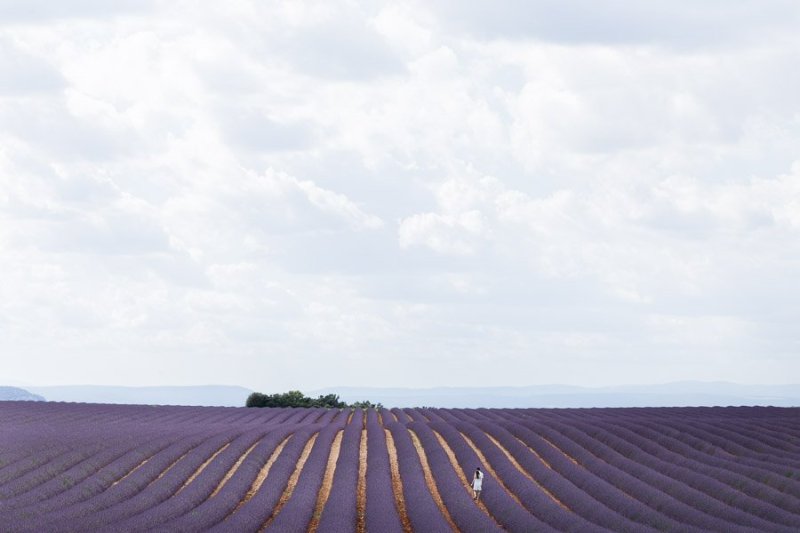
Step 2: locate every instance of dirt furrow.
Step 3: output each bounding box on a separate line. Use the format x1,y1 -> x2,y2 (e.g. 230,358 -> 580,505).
384,429 -> 413,533
308,430 -> 343,533
408,429 -> 459,532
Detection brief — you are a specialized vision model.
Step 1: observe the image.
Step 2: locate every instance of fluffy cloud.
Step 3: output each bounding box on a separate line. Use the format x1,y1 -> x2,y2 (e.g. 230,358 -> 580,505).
433,0 -> 800,48
2,1 -> 799,390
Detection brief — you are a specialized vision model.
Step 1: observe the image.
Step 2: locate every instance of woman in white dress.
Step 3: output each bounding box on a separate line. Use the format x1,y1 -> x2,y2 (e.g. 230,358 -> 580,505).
471,467 -> 483,501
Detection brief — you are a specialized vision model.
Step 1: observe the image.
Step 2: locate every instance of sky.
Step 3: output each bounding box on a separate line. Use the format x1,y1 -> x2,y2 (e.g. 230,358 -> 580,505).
1,1 -> 799,391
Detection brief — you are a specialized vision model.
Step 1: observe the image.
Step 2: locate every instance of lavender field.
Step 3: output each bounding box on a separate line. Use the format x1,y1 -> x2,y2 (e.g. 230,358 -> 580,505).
1,402 -> 799,532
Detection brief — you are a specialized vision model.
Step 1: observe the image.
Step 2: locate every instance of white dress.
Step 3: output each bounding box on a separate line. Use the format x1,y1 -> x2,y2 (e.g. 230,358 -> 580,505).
472,472 -> 483,490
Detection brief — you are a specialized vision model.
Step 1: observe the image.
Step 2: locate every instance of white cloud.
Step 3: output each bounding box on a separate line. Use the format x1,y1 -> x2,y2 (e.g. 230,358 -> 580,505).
291,174 -> 384,230
398,210 -> 486,255
2,1 -> 800,390
433,0 -> 800,48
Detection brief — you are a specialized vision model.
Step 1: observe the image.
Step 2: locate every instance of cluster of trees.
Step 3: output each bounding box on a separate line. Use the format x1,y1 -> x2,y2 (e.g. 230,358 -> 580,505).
246,390 -> 382,409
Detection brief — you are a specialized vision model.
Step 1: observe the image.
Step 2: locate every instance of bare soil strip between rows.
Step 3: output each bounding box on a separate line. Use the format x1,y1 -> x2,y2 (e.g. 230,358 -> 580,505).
356,429 -> 368,533
228,435 -> 292,518
484,433 -> 570,510
110,457 -> 150,488
148,451 -> 189,488
432,430 -> 499,528
459,431 -> 528,511
347,411 -> 354,425
176,442 -> 230,495
384,430 -> 412,533
541,436 -> 579,465
516,436 -> 553,469
209,439 -> 262,498
308,430 -> 343,533
408,429 -> 459,533
551,435 -> 639,502
260,432 -> 319,531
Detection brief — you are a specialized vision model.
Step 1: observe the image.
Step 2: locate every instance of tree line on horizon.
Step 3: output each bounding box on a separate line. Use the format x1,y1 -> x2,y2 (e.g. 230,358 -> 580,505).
245,390 -> 382,409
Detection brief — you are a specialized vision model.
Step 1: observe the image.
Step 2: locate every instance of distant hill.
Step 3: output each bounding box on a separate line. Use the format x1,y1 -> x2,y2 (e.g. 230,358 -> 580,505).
0,386 -> 45,402
310,381 -> 800,408
26,385 -> 253,407
18,382 -> 800,408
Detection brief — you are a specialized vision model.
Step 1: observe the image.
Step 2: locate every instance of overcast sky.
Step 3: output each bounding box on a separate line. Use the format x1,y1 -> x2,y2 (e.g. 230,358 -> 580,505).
2,1 -> 799,391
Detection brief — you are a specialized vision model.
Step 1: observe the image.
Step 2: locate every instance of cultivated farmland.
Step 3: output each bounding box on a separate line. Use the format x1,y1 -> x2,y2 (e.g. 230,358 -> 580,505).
1,402 -> 799,532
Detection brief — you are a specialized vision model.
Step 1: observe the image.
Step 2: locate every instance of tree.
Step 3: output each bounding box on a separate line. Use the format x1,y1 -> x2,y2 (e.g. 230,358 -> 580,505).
312,393 -> 347,408
350,400 -> 383,410
245,390 -> 375,409
245,392 -> 268,408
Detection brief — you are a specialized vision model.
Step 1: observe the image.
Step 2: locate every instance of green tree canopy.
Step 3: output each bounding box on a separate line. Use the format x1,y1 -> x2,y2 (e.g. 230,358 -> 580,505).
245,390 -> 379,409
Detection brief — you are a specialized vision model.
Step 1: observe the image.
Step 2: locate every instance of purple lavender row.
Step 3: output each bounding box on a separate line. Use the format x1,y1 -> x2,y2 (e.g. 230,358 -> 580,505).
0,403 -> 233,428
514,415 -> 750,531
419,408 -> 447,423
428,420 -> 559,533
661,419 -> 800,498
542,410 -> 784,526
210,424 -> 321,532
459,420 -> 622,532
583,409 -> 800,466
445,408 -> 493,423
644,413 -> 800,458
0,415 -> 115,484
107,429 -> 266,531
405,408 -> 430,423
681,418 -> 800,466
567,416 -> 800,530
0,446 -> 31,470
53,430 -> 237,532
551,408 -> 797,469
0,432 -> 174,523
263,419 -> 346,532
710,419 -> 800,458
544,410 -> 800,523
747,418 -> 800,440
0,441 -> 74,489
0,428 -> 155,509
519,417 -> 784,533
721,415 -> 800,440
364,409 -> 404,533
384,420 -> 452,533
299,409 -> 325,424
0,440 -> 109,499
483,418 -> 709,532
537,415 -> 781,532
391,408 -> 412,424
655,417 -> 800,485
1,434 -> 175,517
485,420 -> 680,533
621,414 -> 799,474
265,408 -> 305,425
5,431 -> 211,533
161,424 -> 299,531
429,408 -> 467,424
658,416 -> 800,476
0,430 -> 53,481
607,416 -> 800,511
316,409 -> 363,532
406,420 -> 502,533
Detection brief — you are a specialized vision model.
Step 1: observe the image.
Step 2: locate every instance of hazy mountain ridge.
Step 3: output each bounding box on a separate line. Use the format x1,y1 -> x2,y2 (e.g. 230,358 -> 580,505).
311,381 -> 800,408
7,381 -> 799,408
25,385 -> 253,407
0,386 -> 45,402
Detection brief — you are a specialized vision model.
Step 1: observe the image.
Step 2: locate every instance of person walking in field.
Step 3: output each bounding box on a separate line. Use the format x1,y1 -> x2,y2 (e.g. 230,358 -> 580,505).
472,467 -> 483,501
